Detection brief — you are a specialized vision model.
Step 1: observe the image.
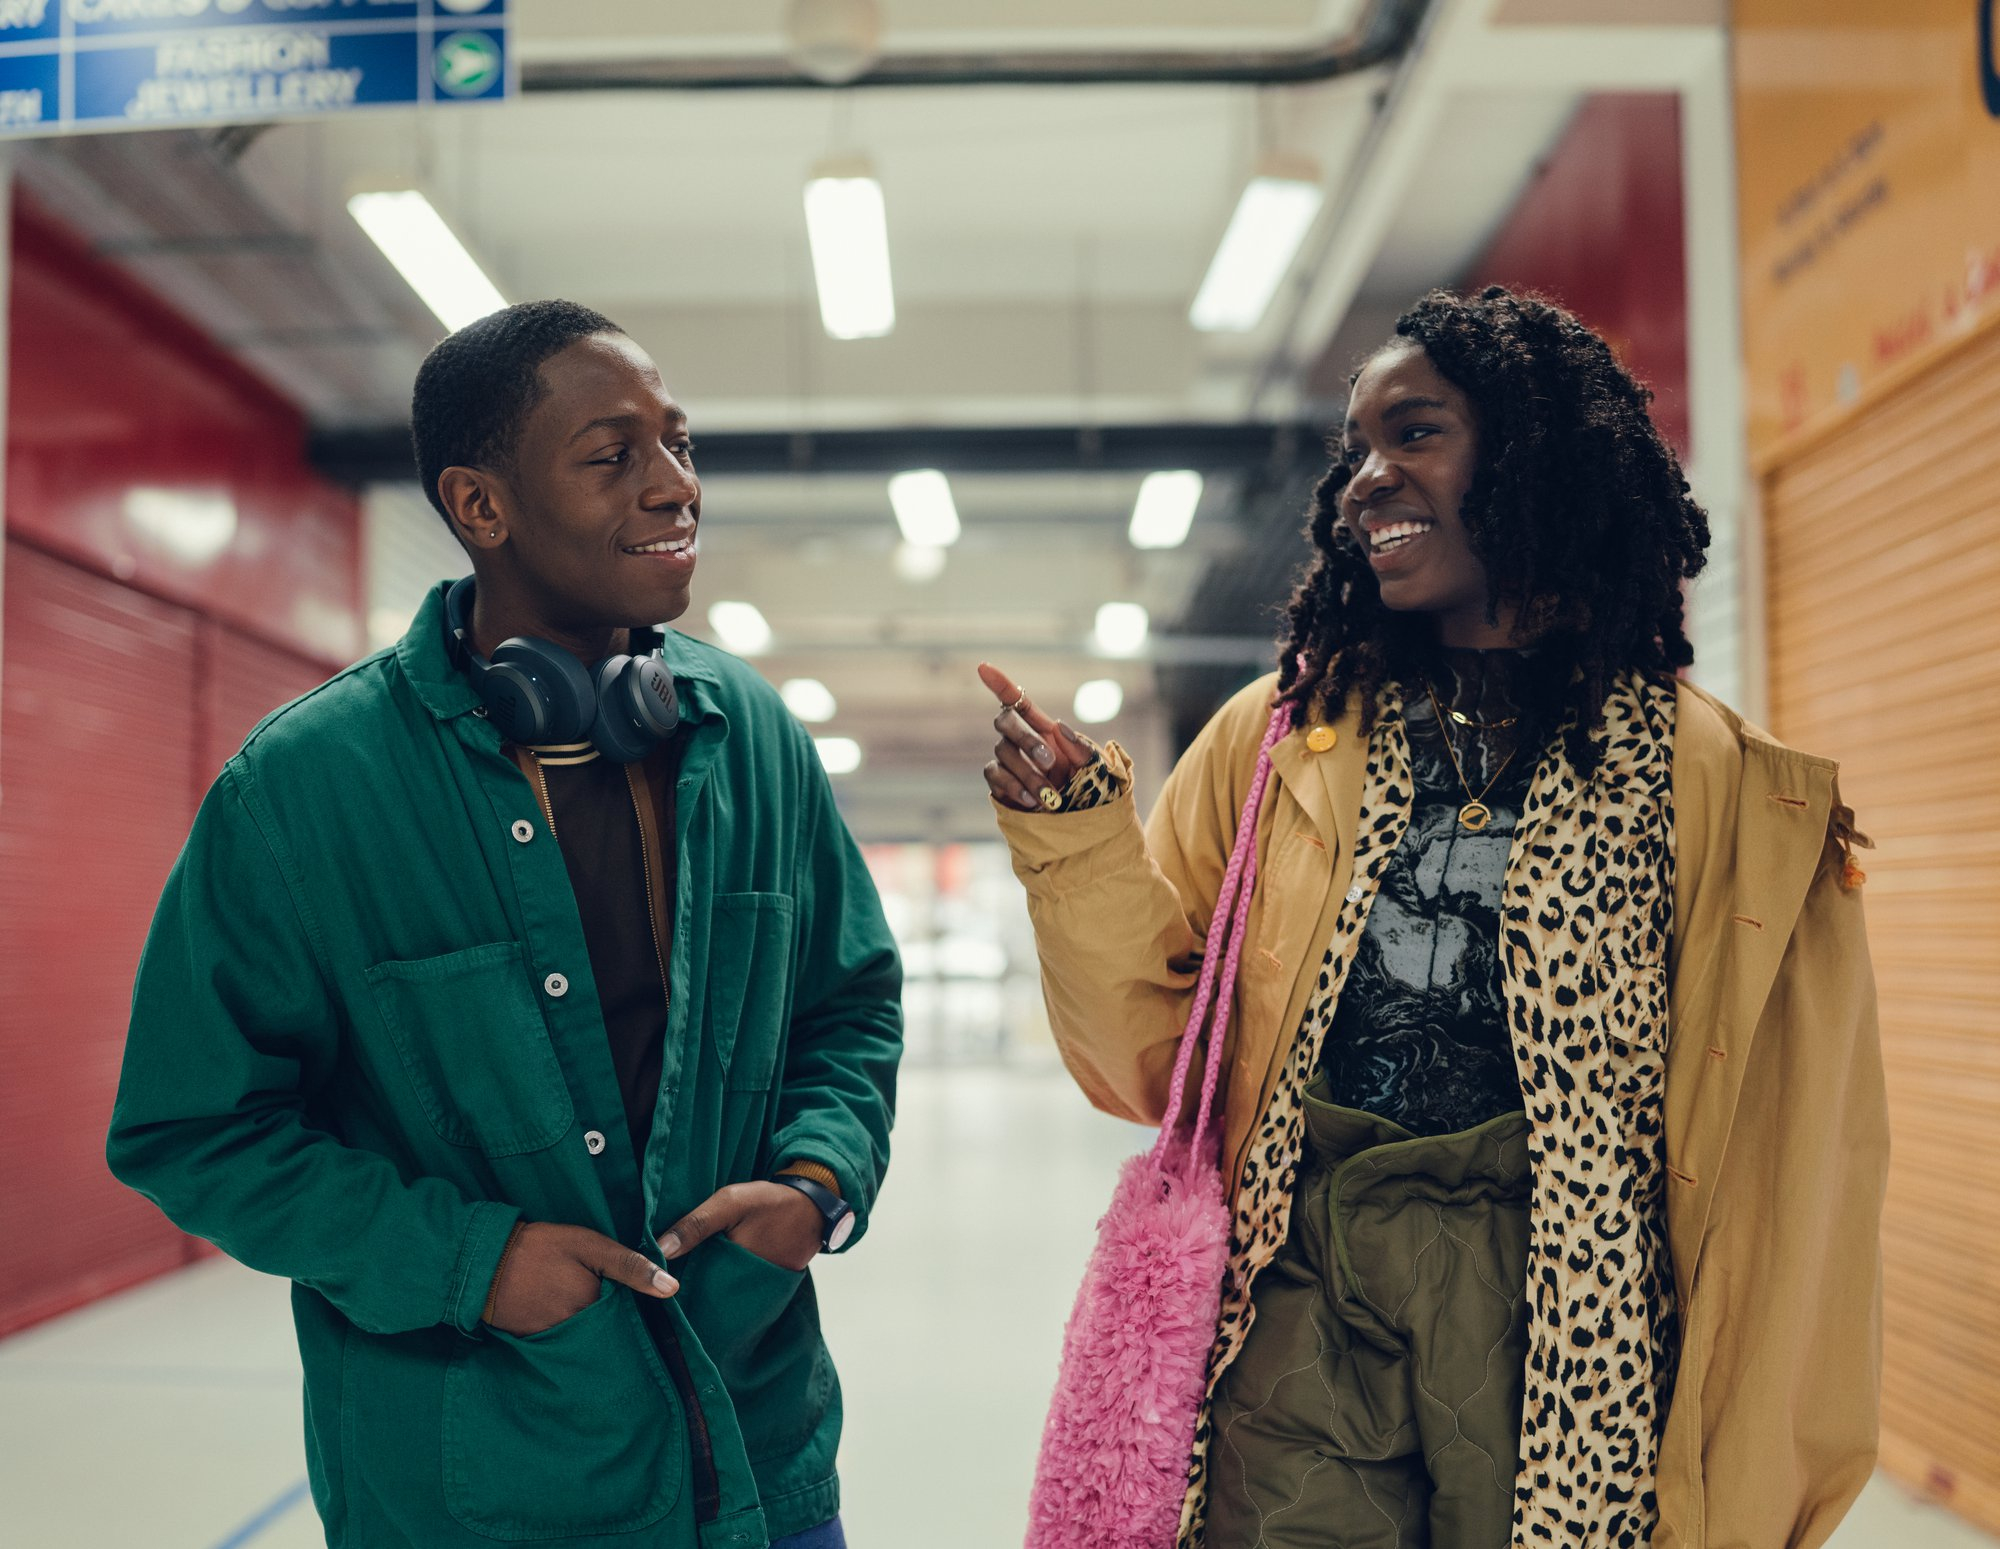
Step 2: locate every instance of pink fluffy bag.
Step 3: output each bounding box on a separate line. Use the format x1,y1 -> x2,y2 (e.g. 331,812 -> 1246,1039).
1025,701 -> 1293,1549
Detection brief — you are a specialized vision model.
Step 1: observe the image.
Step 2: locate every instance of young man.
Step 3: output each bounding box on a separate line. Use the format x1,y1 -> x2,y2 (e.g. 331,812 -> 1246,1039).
108,301 -> 902,1549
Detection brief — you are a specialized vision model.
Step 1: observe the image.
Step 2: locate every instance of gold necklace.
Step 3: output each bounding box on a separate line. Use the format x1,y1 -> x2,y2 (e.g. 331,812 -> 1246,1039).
1445,706 -> 1520,731
1424,681 -> 1522,832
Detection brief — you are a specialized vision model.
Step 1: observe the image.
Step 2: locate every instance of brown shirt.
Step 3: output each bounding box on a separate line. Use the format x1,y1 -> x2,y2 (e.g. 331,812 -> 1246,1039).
509,737 -> 682,1162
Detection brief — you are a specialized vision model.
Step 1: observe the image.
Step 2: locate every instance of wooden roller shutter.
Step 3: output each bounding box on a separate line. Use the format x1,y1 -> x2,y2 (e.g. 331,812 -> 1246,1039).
1764,318 -> 2000,1535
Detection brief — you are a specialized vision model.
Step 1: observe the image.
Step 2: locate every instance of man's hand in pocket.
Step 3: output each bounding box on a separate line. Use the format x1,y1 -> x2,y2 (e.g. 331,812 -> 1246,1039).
659,1182 -> 822,1273
483,1222 -> 678,1335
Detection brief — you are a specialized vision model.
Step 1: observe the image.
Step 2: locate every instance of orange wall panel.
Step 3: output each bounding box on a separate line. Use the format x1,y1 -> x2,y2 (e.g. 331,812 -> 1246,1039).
1763,317 -> 2000,1536
1736,0 -> 2000,461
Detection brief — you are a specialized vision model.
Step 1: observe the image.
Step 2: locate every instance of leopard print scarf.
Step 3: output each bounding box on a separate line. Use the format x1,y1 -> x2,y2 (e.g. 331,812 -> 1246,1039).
1181,672 -> 1678,1549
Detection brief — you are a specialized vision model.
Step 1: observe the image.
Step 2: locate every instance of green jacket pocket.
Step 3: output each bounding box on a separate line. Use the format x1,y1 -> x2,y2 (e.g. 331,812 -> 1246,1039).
442,1284 -> 684,1540
705,894 -> 798,1091
364,943 -> 574,1156
688,1237 -> 832,1465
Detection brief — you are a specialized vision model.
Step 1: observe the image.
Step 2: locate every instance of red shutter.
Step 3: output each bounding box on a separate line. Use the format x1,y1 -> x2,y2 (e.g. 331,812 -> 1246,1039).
0,543 -> 203,1335
198,618 -> 334,784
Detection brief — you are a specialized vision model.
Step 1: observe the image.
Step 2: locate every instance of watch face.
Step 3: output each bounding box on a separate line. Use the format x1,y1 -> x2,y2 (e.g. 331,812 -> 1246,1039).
827,1211 -> 856,1252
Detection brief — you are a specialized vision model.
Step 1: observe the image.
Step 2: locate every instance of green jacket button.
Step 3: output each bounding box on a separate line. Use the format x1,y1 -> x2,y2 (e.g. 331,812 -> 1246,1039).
543,972 -> 568,998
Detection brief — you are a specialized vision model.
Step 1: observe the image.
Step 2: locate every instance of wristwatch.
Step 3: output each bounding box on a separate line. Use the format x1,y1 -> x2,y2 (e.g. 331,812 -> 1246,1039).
772,1173 -> 856,1252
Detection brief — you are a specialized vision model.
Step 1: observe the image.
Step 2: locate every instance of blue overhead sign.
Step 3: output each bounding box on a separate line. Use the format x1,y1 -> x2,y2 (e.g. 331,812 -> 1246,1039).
0,1 -> 509,138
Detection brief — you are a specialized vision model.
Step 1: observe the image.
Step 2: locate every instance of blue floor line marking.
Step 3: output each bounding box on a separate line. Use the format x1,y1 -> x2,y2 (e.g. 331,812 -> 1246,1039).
208,1478 -> 311,1549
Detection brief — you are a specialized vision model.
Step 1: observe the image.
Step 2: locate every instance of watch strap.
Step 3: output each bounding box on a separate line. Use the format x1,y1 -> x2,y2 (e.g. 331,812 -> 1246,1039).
775,1158 -> 842,1195
771,1173 -> 852,1251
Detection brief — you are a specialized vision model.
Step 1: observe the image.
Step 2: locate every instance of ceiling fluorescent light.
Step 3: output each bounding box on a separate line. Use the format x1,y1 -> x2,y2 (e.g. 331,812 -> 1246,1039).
781,678 -> 838,722
1189,161 -> 1324,334
888,469 -> 961,547
347,190 -> 507,332
1094,602 -> 1150,658
937,936 -> 1008,980
815,736 -> 863,775
1128,470 -> 1204,550
893,541 -> 948,584
804,158 -> 896,340
368,605 -> 415,652
1074,679 -> 1124,724
708,600 -> 773,655
123,487 -> 238,565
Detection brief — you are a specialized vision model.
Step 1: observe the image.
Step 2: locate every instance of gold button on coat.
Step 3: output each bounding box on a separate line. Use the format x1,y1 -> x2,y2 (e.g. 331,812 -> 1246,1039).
1306,726 -> 1338,753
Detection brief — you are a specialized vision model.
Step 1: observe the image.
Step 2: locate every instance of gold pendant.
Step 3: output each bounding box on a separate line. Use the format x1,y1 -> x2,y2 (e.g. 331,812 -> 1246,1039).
1458,801 -> 1492,831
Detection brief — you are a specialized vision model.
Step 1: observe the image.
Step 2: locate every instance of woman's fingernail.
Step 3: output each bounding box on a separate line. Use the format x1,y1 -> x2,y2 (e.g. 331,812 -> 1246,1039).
1017,791 -> 1039,810
1031,743 -> 1055,768
652,1270 -> 677,1294
657,1233 -> 681,1258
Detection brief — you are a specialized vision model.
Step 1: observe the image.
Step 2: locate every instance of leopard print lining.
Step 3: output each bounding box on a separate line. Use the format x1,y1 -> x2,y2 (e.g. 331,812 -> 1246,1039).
1180,674 -> 1678,1549
1055,742 -> 1124,813
1503,674 -> 1678,1549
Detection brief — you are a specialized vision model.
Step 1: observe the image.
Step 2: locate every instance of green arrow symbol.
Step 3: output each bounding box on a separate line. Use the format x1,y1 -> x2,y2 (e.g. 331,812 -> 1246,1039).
434,33 -> 501,98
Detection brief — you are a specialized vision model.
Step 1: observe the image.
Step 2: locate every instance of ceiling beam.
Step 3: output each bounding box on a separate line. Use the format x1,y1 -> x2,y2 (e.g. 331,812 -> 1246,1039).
522,0 -> 1429,92
1257,0 -> 1502,413
1450,24 -> 1729,89
1262,4 -> 1730,413
312,419 -> 1328,486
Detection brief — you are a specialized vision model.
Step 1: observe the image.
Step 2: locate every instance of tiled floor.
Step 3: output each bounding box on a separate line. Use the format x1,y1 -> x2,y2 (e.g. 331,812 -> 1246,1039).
1,1065 -> 1990,1549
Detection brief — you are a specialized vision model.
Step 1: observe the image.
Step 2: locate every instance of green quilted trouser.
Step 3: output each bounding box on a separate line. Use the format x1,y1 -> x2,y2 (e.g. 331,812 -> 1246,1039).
1205,1077 -> 1532,1549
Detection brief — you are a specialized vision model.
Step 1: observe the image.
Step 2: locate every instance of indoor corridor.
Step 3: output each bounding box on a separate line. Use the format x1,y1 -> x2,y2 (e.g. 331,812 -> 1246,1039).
1,1066 -> 1989,1549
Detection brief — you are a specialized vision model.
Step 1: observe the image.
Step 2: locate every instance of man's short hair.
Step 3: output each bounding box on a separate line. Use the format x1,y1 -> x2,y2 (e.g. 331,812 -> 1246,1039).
410,299 -> 623,523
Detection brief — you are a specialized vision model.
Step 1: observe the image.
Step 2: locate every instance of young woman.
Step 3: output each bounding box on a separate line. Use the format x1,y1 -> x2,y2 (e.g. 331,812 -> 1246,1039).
980,287 -> 1886,1549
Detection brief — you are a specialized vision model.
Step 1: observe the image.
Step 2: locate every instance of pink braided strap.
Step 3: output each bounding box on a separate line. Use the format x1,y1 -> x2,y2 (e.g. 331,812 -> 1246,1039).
1149,700 -> 1294,1168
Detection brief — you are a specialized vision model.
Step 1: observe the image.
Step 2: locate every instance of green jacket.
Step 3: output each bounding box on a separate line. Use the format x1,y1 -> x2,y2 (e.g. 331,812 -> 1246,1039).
107,581 -> 903,1549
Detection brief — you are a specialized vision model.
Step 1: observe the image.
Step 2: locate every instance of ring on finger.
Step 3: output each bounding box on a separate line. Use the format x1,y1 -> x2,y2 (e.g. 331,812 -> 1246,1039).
1005,690 -> 1027,713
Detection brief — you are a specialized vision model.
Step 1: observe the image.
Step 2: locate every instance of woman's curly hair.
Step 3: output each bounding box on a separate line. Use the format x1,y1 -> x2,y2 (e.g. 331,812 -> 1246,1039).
1275,285 -> 1711,773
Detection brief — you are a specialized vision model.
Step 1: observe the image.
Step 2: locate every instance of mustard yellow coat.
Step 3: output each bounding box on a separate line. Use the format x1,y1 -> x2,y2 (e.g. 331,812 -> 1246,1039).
997,673 -> 1888,1549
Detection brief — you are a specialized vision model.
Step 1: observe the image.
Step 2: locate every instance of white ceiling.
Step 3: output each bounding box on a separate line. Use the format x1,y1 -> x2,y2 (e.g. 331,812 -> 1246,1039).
22,0 -> 1726,839
233,60 -> 1380,427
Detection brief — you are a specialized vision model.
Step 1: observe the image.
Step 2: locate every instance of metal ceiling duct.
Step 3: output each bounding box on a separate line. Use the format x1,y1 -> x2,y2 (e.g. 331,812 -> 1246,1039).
523,0 -> 1430,92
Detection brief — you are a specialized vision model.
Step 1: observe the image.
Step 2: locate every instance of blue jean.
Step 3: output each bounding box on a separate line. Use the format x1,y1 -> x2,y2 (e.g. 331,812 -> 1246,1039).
770,1519 -> 846,1549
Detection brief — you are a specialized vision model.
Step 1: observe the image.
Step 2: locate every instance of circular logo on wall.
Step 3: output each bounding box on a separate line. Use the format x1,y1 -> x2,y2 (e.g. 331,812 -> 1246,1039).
434,31 -> 502,97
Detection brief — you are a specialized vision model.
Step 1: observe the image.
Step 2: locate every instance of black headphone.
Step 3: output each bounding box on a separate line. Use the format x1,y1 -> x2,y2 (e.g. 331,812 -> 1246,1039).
445,577 -> 680,762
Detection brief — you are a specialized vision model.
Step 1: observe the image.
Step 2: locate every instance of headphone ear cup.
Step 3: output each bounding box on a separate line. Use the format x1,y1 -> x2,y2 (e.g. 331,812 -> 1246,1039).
628,657 -> 681,736
590,656 -> 681,762
484,640 -> 595,744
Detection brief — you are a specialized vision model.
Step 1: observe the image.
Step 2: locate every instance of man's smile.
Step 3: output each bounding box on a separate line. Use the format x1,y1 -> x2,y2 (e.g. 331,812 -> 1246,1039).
619,525 -> 699,568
